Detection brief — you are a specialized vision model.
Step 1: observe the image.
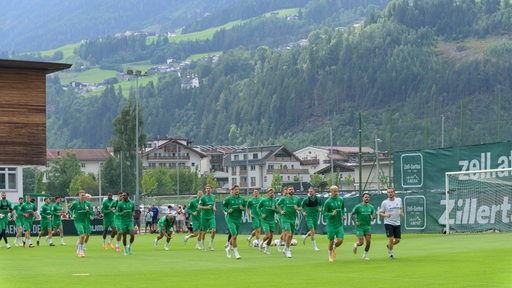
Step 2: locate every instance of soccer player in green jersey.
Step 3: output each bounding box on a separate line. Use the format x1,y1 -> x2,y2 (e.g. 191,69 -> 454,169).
301,187 -> 322,251
246,188 -> 262,247
36,197 -> 55,246
276,185 -> 302,258
223,184 -> 246,259
154,214 -> 175,251
112,192 -> 124,252
117,192 -> 135,255
351,192 -> 376,260
12,197 -> 24,247
68,190 -> 94,257
323,185 -> 345,262
183,190 -> 203,249
101,193 -> 117,249
276,187 -> 288,252
51,196 -> 66,245
198,184 -> 216,251
258,187 -> 278,254
21,195 -> 37,248
0,192 -> 13,249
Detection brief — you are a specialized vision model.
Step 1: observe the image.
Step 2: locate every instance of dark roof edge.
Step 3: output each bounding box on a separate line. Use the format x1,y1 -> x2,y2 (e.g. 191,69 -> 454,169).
0,59 -> 72,74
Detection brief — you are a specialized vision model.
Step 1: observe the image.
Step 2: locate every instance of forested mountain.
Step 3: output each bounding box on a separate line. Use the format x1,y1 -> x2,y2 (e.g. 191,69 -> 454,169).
0,0 -> 247,53
36,0 -> 512,152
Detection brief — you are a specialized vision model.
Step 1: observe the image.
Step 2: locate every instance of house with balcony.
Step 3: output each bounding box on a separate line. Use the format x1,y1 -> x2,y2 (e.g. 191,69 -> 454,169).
223,145 -> 309,192
143,138 -> 206,172
295,146 -> 385,191
194,145 -> 242,191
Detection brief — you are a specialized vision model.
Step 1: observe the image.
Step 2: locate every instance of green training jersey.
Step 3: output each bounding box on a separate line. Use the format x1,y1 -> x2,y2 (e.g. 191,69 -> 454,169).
21,202 -> 37,221
51,202 -> 63,220
323,196 -> 345,229
39,203 -> 52,222
259,197 -> 277,222
351,203 -> 375,227
301,195 -> 322,217
199,194 -> 216,219
246,197 -> 262,218
69,200 -> 94,223
117,200 -> 135,223
12,203 -> 23,219
188,198 -> 200,222
158,215 -> 175,230
0,199 -> 12,217
222,194 -> 246,222
277,195 -> 301,222
101,198 -> 115,220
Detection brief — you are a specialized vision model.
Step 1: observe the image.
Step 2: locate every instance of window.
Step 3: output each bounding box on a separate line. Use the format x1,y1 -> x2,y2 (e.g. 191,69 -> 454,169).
252,153 -> 258,159
264,176 -> 267,182
234,155 -> 239,161
0,167 -> 17,190
243,154 -> 247,160
250,165 -> 256,171
231,178 -> 237,184
268,164 -> 274,170
81,163 -> 86,168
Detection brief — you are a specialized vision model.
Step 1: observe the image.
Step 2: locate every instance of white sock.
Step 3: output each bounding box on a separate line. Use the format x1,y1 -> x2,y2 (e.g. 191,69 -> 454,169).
209,239 -> 213,247
49,238 -> 53,244
312,240 -> 317,247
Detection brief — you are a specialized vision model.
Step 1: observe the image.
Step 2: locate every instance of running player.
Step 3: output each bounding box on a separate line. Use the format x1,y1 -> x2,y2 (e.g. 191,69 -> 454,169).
117,192 -> 135,255
198,184 -> 216,251
301,187 -> 322,251
68,190 -> 94,257
20,195 -> 37,248
351,192 -> 376,260
12,197 -> 24,246
101,193 -> 117,249
51,196 -> 66,245
246,189 -> 262,247
183,190 -> 203,249
36,197 -> 55,246
276,185 -> 302,258
0,192 -> 12,248
258,188 -> 278,254
223,184 -> 246,259
323,185 -> 345,262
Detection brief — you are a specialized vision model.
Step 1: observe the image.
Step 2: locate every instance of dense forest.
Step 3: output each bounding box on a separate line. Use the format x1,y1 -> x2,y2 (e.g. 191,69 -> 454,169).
45,0 -> 512,153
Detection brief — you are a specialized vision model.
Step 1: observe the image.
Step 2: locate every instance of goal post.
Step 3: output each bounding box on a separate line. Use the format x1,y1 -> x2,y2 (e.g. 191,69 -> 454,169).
445,168 -> 512,234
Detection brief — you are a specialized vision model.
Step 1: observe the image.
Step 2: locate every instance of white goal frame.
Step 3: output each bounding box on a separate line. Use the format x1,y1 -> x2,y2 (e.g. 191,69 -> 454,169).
445,167 -> 512,234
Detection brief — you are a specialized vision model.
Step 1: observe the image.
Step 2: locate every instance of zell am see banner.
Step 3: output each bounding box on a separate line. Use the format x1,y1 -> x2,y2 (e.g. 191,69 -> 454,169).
393,141 -> 512,191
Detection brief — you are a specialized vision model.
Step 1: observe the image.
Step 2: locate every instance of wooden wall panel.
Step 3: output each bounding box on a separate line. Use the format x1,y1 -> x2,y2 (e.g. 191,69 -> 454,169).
0,71 -> 47,165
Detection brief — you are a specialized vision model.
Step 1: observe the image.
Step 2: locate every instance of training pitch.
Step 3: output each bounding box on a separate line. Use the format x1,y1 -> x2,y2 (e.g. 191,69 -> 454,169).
2,232 -> 510,287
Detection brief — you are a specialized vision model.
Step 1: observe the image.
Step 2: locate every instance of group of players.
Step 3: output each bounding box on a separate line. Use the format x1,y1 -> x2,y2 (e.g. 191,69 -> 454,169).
0,192 -> 66,249
0,184 -> 403,262
180,184 -> 404,262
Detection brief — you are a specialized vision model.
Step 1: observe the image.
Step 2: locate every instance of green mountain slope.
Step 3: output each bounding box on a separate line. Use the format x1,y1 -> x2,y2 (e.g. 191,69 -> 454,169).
43,0 -> 512,153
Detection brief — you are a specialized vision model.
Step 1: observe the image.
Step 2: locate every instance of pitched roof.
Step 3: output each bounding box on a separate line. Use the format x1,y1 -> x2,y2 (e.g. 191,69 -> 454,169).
47,149 -> 112,161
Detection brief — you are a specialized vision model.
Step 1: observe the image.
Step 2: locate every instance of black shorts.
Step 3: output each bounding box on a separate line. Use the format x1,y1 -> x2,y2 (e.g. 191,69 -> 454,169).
384,224 -> 401,239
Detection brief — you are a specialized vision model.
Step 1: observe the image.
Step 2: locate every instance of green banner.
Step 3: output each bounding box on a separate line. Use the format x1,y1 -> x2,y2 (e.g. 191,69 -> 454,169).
393,142 -> 512,191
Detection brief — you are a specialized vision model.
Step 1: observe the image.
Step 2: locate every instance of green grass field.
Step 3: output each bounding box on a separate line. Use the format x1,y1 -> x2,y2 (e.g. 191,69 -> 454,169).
2,232 -> 510,288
